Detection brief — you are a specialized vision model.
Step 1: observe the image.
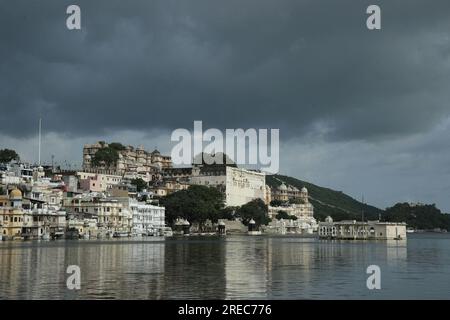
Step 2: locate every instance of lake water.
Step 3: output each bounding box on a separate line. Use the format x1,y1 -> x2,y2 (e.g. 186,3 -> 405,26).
0,233 -> 449,299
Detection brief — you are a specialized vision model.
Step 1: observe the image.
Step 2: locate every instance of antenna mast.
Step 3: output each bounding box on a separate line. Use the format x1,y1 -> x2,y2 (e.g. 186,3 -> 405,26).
38,118 -> 42,165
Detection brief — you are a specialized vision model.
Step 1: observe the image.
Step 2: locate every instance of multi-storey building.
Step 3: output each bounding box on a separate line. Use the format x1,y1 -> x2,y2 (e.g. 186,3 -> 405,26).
268,186 -> 313,219
82,142 -> 172,174
318,216 -> 407,240
271,183 -> 307,202
22,205 -> 66,239
77,171 -> 122,192
189,162 -> 267,207
129,199 -> 165,235
0,189 -> 25,240
64,194 -> 132,234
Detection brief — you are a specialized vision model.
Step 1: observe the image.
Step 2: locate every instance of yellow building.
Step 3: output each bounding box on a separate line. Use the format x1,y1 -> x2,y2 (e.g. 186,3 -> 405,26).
0,189 -> 25,240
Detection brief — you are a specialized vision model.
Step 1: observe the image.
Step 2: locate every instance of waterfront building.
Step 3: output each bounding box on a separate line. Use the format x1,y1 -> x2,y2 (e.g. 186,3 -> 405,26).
82,142 -> 172,174
64,193 -> 132,234
128,199 -> 165,235
318,216 -> 407,240
22,205 -> 66,239
268,187 -> 314,219
264,218 -> 318,235
67,218 -> 98,238
267,187 -> 317,234
0,189 -> 25,239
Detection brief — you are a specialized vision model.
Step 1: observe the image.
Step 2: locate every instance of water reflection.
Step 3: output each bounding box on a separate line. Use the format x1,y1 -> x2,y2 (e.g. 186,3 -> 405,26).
1,235 -> 450,299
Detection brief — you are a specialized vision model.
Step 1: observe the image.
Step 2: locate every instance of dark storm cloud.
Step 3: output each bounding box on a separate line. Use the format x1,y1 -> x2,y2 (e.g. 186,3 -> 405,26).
1,0 -> 450,141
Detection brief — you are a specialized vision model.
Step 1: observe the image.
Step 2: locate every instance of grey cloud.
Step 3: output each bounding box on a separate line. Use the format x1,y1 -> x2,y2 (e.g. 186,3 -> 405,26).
1,0 -> 450,141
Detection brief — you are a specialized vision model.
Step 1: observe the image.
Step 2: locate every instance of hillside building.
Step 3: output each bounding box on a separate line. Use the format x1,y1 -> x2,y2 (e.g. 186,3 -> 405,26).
83,142 -> 172,174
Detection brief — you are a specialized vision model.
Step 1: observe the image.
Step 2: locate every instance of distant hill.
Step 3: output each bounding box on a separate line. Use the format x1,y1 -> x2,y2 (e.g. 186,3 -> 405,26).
266,174 -> 384,222
384,203 -> 450,231
266,175 -> 450,231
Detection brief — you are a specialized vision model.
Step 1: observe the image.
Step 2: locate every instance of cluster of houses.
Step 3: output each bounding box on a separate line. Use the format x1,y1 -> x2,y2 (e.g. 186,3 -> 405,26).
0,163 -> 169,240
0,141 -> 406,240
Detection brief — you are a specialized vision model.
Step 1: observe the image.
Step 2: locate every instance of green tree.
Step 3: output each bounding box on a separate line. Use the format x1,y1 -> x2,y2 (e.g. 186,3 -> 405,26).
275,210 -> 298,220
218,206 -> 237,220
160,185 -> 225,227
289,197 -> 305,205
235,198 -> 270,226
270,200 -> 284,207
131,178 -> 148,192
0,149 -> 20,163
109,142 -> 126,151
92,147 -> 119,167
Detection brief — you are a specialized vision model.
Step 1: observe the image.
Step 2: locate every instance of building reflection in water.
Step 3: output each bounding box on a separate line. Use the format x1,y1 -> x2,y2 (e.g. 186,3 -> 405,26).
163,237 -> 226,299
224,237 -> 408,299
0,239 -> 166,299
0,236 -> 411,299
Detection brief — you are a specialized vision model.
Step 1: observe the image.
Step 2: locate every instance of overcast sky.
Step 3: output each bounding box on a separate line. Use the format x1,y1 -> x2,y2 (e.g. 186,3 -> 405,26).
1,0 -> 450,212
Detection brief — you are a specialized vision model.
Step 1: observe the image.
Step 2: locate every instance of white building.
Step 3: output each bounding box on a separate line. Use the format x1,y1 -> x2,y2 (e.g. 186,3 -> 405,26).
268,187 -> 313,218
318,216 -> 407,240
267,187 -> 317,234
129,199 -> 165,236
190,163 -> 266,207
0,171 -> 21,185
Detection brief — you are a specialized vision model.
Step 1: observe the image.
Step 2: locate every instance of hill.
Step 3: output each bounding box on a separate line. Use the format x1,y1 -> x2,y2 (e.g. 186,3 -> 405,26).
266,174 -> 384,222
384,203 -> 450,231
267,175 -> 449,231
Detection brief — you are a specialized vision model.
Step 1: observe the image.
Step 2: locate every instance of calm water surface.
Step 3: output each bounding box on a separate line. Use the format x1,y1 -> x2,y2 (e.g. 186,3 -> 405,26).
0,233 -> 449,299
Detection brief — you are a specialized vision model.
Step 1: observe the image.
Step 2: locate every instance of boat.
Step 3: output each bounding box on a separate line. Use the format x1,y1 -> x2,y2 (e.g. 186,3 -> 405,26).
406,228 -> 415,233
113,231 -> 129,238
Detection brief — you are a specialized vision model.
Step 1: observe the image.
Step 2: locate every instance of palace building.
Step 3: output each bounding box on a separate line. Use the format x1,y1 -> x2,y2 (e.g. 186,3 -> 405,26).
82,142 -> 172,175
189,155 -> 267,207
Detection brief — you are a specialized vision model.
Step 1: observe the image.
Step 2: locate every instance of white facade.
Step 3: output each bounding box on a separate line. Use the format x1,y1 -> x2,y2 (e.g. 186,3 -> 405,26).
318,217 -> 407,240
129,200 -> 165,235
267,187 -> 317,234
264,218 -> 318,234
225,167 -> 266,207
190,165 -> 266,207
0,171 -> 21,185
